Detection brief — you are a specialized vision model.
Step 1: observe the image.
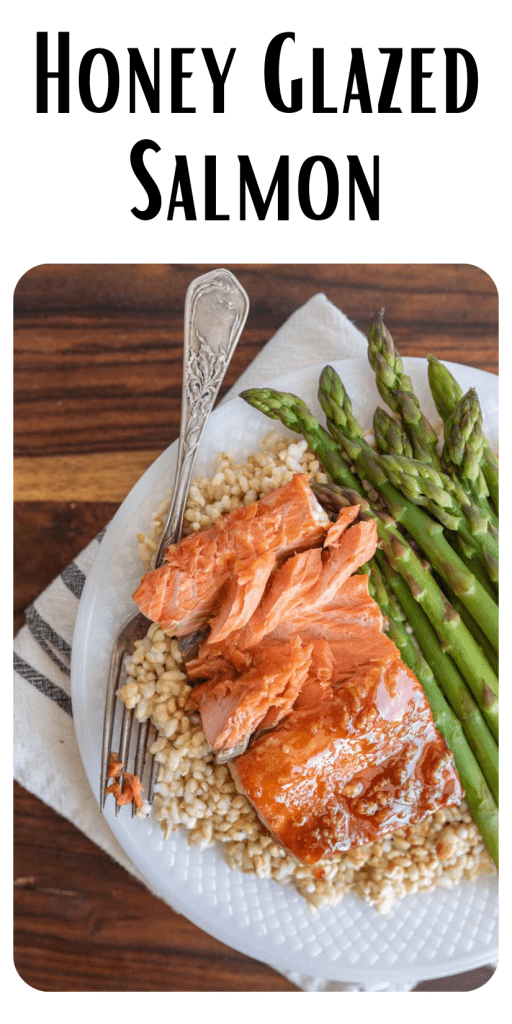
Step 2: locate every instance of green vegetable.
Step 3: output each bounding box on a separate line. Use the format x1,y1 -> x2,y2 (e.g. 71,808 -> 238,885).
373,406 -> 413,458
316,366 -> 499,650
442,387 -> 498,529
428,355 -> 499,513
368,310 -> 442,468
377,452 -> 499,587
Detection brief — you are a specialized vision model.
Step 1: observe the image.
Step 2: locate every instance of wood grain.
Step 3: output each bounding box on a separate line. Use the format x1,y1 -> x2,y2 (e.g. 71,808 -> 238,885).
14,451 -> 162,501
14,264 -> 498,992
14,502 -> 117,635
14,264 -> 497,456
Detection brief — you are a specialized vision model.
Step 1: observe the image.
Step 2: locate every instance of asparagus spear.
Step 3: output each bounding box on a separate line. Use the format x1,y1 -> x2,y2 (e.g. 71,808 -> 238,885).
448,533 -> 497,601
439,585 -> 499,678
316,367 -> 499,650
373,407 -> 413,458
443,388 -> 486,493
376,398 -> 499,569
427,354 -> 464,420
428,355 -> 499,512
376,551 -> 499,805
241,389 -> 500,741
377,453 -> 499,586
364,559 -> 498,866
443,388 -> 498,528
367,310 -> 442,468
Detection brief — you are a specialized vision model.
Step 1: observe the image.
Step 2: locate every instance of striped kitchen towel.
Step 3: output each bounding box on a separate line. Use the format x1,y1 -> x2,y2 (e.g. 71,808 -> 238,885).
13,528 -> 145,872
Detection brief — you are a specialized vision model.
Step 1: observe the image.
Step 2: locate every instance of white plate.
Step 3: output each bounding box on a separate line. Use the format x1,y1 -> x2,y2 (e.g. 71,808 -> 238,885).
71,357 -> 498,983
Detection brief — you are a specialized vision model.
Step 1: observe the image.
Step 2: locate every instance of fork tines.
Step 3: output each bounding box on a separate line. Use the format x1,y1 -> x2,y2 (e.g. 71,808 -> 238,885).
101,613 -> 157,817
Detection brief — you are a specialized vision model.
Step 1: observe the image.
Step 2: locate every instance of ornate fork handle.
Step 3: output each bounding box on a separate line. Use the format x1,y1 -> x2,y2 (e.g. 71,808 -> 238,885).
155,269 -> 249,566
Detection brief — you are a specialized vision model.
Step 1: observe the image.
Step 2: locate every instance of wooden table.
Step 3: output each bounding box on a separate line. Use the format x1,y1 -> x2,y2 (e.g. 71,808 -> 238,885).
14,264 -> 498,991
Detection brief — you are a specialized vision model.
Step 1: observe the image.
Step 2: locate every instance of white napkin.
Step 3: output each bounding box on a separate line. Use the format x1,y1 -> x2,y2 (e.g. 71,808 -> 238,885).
12,294 -> 427,992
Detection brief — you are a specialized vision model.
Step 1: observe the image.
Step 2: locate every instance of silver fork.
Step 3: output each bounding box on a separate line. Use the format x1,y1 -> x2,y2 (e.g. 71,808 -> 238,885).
100,268 -> 250,815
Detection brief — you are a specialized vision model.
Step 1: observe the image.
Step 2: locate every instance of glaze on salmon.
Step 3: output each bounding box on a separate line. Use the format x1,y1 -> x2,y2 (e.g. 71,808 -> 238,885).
232,656 -> 463,861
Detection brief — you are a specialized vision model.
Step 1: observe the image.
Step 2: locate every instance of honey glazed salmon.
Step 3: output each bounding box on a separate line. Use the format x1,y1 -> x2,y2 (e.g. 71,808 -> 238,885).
133,474 -> 463,862
133,473 -> 329,636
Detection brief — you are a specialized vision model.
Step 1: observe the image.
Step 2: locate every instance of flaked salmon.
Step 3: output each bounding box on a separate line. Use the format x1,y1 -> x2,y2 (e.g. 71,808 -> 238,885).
233,519 -> 377,651
105,752 -> 144,810
184,505 -> 379,750
262,575 -> 399,680
133,474 -> 329,635
188,637 -> 313,751
206,550 -> 276,645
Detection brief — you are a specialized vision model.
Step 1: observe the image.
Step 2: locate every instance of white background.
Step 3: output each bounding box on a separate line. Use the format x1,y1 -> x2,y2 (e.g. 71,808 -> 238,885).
3,0 -> 510,278
5,0 -> 509,1016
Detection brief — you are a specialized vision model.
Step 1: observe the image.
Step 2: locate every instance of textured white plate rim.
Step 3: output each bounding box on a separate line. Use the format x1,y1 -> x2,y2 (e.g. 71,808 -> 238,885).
71,357 -> 498,983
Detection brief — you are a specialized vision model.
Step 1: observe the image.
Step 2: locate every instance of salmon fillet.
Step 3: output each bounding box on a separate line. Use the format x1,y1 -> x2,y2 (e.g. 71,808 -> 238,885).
133,474 -> 329,635
232,654 -> 463,862
133,475 -> 462,861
